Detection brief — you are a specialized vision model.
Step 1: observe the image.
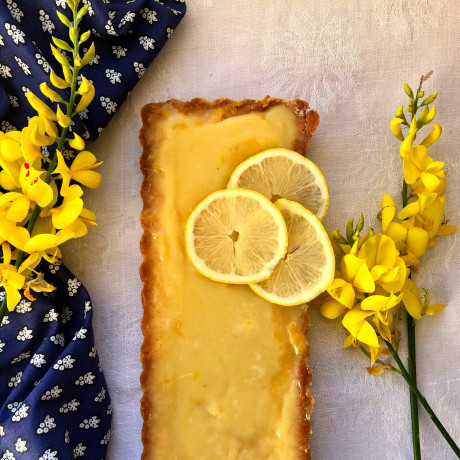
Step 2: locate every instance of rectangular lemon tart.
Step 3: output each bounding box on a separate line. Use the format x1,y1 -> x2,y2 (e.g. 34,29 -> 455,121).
139,98 -> 320,459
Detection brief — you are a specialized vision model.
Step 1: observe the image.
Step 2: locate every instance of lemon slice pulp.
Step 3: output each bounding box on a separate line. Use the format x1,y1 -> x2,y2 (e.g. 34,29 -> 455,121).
185,189 -> 288,284
249,198 -> 335,306
227,148 -> 329,220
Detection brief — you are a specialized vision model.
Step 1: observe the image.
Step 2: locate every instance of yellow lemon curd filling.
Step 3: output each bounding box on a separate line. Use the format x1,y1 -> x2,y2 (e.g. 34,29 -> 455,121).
144,104 -> 309,459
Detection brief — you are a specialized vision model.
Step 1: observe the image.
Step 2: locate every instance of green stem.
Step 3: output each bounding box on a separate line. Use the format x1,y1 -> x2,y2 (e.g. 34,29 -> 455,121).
385,340 -> 460,458
0,6 -> 81,322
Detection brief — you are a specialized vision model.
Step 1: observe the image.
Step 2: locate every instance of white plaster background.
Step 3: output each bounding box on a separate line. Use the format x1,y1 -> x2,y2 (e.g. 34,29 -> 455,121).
64,1 -> 460,458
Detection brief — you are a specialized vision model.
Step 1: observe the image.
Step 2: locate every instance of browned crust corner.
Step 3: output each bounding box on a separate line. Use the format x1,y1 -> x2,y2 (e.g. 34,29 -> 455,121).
139,97 -> 318,459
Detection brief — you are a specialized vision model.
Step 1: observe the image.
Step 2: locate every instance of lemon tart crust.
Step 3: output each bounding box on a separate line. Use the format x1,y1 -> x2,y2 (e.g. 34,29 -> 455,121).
139,97 -> 319,459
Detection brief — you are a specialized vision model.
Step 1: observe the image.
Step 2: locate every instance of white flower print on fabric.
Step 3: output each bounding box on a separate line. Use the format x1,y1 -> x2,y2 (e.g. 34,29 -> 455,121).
78,108 -> 89,120
105,11 -> 117,36
30,353 -> 46,368
1,450 -> 15,460
84,300 -> 92,319
111,45 -> 127,58
141,8 -> 158,24
0,339 -> 5,353
59,398 -> 80,413
38,448 -> 58,460
33,380 -> 41,387
1,121 -> 16,132
36,415 -> 56,435
107,403 -> 112,416
15,299 -> 32,313
8,371 -> 22,388
79,415 -> 100,429
73,443 -> 86,457
105,68 -> 122,84
4,23 -> 25,44
21,86 -> 29,97
11,403 -> 29,422
61,147 -> 75,160
39,9 -> 55,34
7,402 -> 20,413
167,27 -> 174,38
61,306 -> 73,323
119,10 -> 136,28
0,35 -> 4,47
6,0 -> 24,23
50,333 -> 65,346
49,258 -> 62,274
81,0 -> 94,16
53,354 -> 75,371
139,35 -> 155,50
35,52 -> 51,73
10,351 -> 30,364
100,429 -> 111,445
75,371 -> 95,386
100,96 -> 117,114
68,277 -> 81,296
64,428 -> 70,444
1,314 -> 9,326
73,328 -> 87,340
16,326 -> 33,341
9,94 -> 19,108
94,387 -> 106,402
43,308 -> 59,322
0,426 -> 5,437
133,61 -> 146,79
55,0 -> 67,8
88,347 -> 97,358
14,56 -> 30,76
41,385 -> 63,400
14,438 -> 27,453
0,64 -> 13,79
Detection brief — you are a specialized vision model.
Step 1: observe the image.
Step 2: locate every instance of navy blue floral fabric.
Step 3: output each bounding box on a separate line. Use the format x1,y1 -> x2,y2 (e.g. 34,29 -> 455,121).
0,0 -> 186,141
0,0 -> 186,458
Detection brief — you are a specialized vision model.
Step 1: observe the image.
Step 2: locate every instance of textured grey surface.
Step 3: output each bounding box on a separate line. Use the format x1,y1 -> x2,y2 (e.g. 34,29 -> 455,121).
64,1 -> 460,458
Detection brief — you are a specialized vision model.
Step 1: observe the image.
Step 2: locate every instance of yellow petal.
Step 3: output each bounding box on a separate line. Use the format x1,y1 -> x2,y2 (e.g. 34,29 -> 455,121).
342,309 -> 372,337
0,170 -> 17,190
420,172 -> 441,192
361,295 -> 389,312
390,118 -> 404,141
7,196 -> 30,222
24,233 -> 59,252
2,268 -> 25,289
30,126 -> 55,147
6,226 -> 30,251
52,197 -> 83,229
63,218 -> 88,238
353,262 -> 375,293
56,105 -> 72,128
369,344 -> 384,365
68,132 -> 85,150
436,224 -> 458,236
18,252 -> 42,275
71,150 -> 99,171
366,366 -> 385,376
420,123 -> 442,147
320,299 -> 347,319
406,227 -> 429,257
72,170 -> 102,189
26,92 -> 57,120
4,284 -> 21,311
425,304 -> 446,316
381,194 -> 395,232
402,284 -> 422,319
380,257 -> 408,293
0,138 -> 23,161
403,157 -> 421,184
356,320 -> 379,348
26,177 -> 53,208
398,200 -> 420,220
342,334 -> 355,349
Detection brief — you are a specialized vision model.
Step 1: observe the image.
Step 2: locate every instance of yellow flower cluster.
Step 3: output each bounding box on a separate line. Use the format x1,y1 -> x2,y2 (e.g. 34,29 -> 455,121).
319,81 -> 457,371
0,0 -> 101,313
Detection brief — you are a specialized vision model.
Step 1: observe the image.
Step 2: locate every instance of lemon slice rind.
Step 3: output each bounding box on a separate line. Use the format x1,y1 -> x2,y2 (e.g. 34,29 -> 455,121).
185,188 -> 289,284
227,148 -> 329,221
249,198 -> 335,306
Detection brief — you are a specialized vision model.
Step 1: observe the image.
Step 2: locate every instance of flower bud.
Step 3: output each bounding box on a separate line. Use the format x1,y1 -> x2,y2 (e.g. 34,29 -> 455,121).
404,82 -> 414,98
395,105 -> 407,123
27,92 -> 57,121
407,99 -> 414,113
420,123 -> 442,147
390,118 -> 404,141
50,70 -> 70,89
79,30 -> 91,44
69,27 -> 78,44
56,105 -> 72,128
40,82 -> 64,103
346,218 -> 354,243
57,11 -> 71,27
421,91 -> 438,106
417,90 -> 424,98
52,37 -> 72,51
81,42 -> 95,66
51,45 -> 71,67
62,66 -> 73,84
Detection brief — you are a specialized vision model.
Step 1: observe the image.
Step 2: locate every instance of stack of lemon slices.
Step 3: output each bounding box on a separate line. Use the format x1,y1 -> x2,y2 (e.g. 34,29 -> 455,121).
185,149 -> 335,306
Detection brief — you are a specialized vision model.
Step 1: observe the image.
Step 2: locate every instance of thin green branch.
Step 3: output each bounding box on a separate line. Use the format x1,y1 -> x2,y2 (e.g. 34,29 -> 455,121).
385,340 -> 460,458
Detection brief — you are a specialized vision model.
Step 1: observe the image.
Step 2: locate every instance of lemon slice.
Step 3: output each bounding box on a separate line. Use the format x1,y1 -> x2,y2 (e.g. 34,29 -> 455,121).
185,189 -> 288,284
249,198 -> 334,306
227,148 -> 329,220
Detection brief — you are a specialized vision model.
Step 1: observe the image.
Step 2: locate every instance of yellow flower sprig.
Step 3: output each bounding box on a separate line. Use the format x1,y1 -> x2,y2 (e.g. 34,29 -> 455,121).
0,0 -> 101,319
319,74 -> 457,372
